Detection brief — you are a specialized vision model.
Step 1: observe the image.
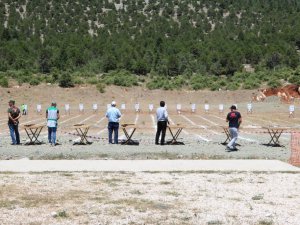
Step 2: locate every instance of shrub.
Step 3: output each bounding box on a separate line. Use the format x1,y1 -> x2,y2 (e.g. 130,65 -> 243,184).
73,77 -> 84,85
102,70 -> 138,87
29,77 -> 41,86
59,73 -> 74,88
0,77 -> 9,87
190,75 -> 214,90
226,82 -> 240,90
267,79 -> 281,88
288,76 -> 300,85
86,77 -> 98,85
96,83 -> 105,93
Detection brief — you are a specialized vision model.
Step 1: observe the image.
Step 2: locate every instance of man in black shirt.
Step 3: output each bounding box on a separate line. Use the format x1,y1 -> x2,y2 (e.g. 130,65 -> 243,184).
8,100 -> 21,145
226,105 -> 242,151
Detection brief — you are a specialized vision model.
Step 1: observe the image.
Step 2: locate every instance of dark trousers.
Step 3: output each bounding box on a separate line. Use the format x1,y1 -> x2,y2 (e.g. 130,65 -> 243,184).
8,123 -> 20,145
155,121 -> 167,145
108,122 -> 119,144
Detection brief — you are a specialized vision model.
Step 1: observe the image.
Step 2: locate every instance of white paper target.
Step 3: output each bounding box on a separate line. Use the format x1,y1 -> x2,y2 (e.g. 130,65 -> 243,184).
121,103 -> 126,110
135,103 -> 140,112
36,104 -> 42,112
247,103 -> 252,111
289,105 -> 295,112
92,104 -> 98,110
219,104 -> 224,111
107,104 -> 111,110
65,104 -> 70,111
149,104 -> 154,111
79,104 -> 84,111
204,104 -> 210,111
191,104 -> 196,112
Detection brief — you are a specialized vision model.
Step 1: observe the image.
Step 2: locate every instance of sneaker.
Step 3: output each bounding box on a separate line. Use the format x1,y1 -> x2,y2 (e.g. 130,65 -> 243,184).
225,146 -> 233,152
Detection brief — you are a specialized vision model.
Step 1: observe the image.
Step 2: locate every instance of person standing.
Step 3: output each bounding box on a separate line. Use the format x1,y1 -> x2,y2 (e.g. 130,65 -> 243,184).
155,101 -> 169,145
226,105 -> 242,151
21,104 -> 26,115
106,101 -> 121,144
46,102 -> 60,146
8,100 -> 21,145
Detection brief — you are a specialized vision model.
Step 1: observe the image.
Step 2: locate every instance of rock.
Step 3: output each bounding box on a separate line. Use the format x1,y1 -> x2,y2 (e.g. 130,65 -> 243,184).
51,212 -> 58,218
19,157 -> 30,161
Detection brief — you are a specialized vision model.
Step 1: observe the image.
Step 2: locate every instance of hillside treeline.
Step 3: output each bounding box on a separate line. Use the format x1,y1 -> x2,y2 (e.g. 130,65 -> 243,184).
0,0 -> 300,90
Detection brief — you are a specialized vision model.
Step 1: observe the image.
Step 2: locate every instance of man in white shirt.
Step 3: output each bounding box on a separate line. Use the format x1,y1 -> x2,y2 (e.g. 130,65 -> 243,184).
155,101 -> 169,145
106,101 -> 122,144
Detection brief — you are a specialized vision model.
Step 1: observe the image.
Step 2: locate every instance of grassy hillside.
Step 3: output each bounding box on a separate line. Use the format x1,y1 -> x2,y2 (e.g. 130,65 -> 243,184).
0,0 -> 300,90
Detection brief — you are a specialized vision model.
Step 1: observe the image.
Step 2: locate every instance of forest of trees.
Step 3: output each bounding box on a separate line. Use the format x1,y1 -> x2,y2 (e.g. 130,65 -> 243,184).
0,0 -> 300,90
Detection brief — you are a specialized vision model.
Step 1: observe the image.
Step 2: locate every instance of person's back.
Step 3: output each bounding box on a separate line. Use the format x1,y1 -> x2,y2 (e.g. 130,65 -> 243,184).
106,101 -> 121,144
46,103 -> 59,146
226,111 -> 241,128
106,106 -> 121,123
226,105 -> 242,151
155,101 -> 168,145
156,106 -> 168,122
47,105 -> 59,127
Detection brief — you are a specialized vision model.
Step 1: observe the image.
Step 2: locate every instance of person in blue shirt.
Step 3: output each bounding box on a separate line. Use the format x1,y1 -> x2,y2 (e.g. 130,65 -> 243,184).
106,101 -> 121,144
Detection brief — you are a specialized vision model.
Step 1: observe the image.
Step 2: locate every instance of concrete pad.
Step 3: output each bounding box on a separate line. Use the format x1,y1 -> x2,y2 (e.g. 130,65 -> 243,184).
0,160 -> 299,172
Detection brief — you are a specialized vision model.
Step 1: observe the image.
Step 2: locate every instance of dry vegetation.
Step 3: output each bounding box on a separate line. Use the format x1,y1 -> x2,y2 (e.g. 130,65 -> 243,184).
0,172 -> 299,225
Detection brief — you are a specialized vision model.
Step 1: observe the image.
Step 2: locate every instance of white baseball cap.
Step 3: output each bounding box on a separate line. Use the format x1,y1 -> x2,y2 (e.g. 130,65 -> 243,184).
111,101 -> 116,106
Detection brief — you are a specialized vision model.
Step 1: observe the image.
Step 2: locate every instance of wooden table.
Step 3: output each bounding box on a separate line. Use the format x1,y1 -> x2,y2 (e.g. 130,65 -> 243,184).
72,124 -> 92,145
120,124 -> 139,145
23,124 -> 45,145
167,125 -> 184,145
221,126 -> 231,145
263,126 -> 288,147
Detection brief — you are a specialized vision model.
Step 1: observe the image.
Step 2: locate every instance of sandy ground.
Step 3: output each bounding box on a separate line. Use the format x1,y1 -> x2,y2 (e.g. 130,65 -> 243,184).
0,85 -> 298,161
1,85 -> 300,225
0,172 -> 299,225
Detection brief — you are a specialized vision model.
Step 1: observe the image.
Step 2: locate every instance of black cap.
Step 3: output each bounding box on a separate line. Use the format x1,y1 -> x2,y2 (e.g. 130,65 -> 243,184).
230,105 -> 237,110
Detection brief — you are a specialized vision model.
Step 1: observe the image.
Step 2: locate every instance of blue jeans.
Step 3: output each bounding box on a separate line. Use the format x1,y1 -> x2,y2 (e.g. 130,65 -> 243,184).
108,122 -> 119,144
9,123 -> 20,145
48,127 -> 57,144
228,127 -> 238,149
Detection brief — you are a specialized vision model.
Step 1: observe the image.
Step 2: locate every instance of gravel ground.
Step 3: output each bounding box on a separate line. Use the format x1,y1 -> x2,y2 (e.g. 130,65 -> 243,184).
0,133 -> 291,161
0,172 -> 299,225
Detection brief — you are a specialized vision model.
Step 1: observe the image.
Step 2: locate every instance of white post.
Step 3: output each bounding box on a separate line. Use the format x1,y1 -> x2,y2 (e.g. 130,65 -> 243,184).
219,104 -> 224,114
247,103 -> 253,114
36,104 -> 42,114
135,103 -> 140,112
79,103 -> 84,113
149,104 -> 154,112
176,104 -> 182,114
204,104 -> 209,113
121,103 -> 126,111
65,104 -> 70,115
191,104 -> 196,113
92,103 -> 98,113
289,105 -> 295,118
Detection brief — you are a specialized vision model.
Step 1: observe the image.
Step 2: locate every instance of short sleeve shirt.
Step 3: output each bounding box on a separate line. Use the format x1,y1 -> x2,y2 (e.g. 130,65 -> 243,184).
227,111 -> 241,128
8,107 -> 20,124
